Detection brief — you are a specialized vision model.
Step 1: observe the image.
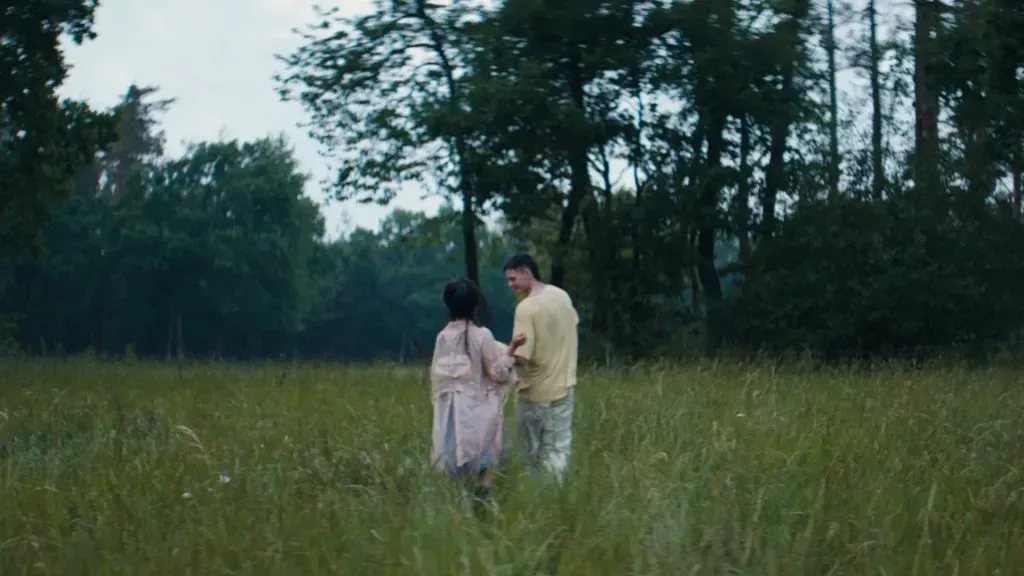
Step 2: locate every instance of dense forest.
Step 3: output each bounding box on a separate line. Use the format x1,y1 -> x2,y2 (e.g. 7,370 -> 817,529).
2,0 -> 1024,362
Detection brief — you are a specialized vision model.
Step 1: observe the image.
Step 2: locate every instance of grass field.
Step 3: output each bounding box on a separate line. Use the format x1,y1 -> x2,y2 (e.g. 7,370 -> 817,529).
1,359 -> 1023,574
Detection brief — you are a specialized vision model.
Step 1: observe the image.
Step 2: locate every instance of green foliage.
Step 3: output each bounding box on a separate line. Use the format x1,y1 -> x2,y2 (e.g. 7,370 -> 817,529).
269,0 -> 1024,362
726,196 -> 1024,359
0,85 -> 335,359
1,0 -> 117,255
276,1 -> 480,206
7,0 -> 1024,362
0,152 -> 520,360
298,205 -> 518,361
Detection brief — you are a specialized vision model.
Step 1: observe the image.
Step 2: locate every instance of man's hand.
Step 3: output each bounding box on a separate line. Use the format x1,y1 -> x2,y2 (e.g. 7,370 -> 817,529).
508,333 -> 527,355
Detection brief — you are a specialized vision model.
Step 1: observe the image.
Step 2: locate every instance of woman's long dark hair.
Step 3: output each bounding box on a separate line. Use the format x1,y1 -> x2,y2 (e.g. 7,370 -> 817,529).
442,278 -> 488,361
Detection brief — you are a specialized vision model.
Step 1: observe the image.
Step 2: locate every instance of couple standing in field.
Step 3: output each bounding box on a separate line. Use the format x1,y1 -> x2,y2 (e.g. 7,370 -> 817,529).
428,253 -> 579,499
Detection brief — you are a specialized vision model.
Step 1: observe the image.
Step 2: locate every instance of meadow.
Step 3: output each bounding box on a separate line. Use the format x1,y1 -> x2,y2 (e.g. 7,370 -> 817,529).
1,359 -> 1023,575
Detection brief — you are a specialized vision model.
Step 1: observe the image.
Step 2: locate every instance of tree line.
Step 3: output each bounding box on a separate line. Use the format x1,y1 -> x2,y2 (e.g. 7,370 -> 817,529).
3,0 -> 1024,362
0,85 -> 521,360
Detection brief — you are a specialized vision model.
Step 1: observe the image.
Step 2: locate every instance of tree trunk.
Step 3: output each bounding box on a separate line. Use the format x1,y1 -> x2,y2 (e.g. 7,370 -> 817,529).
98,299 -> 109,357
551,53 -> 592,289
826,0 -> 840,198
762,61 -> 793,236
165,308 -> 174,360
762,103 -> 789,236
625,75 -> 648,358
419,3 -> 487,323
457,159 -> 493,327
580,198 -> 607,334
698,112 -> 726,306
1013,163 -> 1021,220
214,329 -> 224,359
762,1 -> 806,236
698,109 -> 727,351
459,156 -> 479,285
174,312 -> 183,362
551,171 -> 588,289
737,115 -> 752,262
960,0 -> 996,209
581,146 -> 617,335
869,0 -> 885,200
913,0 -> 940,200
990,0 -> 1023,218
687,233 -> 700,315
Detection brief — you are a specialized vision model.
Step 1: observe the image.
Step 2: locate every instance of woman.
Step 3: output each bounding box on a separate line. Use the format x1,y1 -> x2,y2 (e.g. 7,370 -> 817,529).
429,278 -> 524,499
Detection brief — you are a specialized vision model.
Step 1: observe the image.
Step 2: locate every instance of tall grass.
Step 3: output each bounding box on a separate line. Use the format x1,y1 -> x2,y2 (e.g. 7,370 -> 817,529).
1,359 -> 1022,574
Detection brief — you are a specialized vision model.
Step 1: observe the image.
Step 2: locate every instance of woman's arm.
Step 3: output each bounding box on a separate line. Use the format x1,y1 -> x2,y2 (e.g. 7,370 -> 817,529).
480,330 -> 516,383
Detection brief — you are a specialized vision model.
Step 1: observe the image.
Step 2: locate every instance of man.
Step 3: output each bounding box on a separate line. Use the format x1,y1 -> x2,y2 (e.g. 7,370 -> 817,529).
503,253 -> 579,484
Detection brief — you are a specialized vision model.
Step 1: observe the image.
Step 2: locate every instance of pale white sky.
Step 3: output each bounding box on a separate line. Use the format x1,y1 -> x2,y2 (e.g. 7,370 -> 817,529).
57,0 -> 442,238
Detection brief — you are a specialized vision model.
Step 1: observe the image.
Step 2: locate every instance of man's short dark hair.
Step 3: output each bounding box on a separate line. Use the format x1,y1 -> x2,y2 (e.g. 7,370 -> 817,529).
503,253 -> 541,281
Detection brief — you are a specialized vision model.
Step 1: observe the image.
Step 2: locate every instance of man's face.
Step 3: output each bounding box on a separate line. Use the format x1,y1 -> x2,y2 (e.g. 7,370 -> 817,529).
505,268 -> 531,295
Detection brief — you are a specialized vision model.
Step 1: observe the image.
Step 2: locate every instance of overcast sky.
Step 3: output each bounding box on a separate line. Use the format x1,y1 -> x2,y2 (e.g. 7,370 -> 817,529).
58,0 -> 442,238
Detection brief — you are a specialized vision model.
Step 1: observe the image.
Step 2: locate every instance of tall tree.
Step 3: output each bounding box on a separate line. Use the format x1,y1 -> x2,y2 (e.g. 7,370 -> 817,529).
276,0 -> 490,290
0,0 -> 115,257
475,0 -> 663,289
149,137 -> 322,358
104,84 -> 175,198
92,85 -> 174,352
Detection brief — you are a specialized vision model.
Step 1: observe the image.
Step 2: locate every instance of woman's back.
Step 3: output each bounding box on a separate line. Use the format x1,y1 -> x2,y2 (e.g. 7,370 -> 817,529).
430,321 -> 499,398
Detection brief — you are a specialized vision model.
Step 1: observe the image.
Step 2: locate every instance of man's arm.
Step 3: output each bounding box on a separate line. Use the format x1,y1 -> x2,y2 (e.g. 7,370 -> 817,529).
512,304 -> 535,366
